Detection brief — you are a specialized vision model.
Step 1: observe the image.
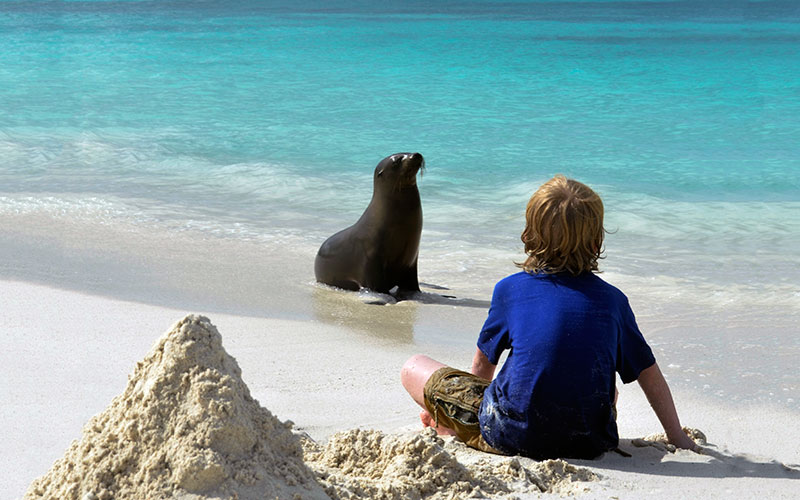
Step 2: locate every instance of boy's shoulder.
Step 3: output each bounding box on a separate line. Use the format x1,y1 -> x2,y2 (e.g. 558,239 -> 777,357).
494,270 -> 536,291
497,271 -> 630,302
498,270 -> 531,284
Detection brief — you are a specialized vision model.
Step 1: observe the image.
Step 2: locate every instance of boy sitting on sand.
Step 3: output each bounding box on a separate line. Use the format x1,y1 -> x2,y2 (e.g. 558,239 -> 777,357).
401,175 -> 696,458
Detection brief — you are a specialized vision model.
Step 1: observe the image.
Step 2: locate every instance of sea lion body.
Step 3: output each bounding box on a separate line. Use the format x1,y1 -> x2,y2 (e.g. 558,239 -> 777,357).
315,153 -> 424,295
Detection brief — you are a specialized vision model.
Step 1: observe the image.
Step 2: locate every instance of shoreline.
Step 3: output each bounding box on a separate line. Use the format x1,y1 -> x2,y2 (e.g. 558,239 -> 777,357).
3,279 -> 799,499
2,209 -> 798,413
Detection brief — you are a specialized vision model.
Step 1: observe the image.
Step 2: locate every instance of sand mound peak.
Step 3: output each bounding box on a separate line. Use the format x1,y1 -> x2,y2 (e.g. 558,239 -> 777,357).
24,315 -> 328,500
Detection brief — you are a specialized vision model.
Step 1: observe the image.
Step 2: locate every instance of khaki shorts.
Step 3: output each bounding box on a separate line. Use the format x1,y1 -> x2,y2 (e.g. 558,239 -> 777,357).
423,367 -> 504,455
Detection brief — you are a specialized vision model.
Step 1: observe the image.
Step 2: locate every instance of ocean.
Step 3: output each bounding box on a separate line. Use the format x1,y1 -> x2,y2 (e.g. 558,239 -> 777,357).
1,0 -> 798,410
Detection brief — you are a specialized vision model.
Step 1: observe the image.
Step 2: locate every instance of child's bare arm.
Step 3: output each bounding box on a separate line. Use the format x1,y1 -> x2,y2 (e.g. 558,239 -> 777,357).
637,362 -> 697,451
471,348 -> 496,381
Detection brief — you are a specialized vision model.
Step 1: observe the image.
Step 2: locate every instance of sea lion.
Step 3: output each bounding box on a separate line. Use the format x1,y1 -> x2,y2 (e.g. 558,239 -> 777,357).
314,152 -> 424,296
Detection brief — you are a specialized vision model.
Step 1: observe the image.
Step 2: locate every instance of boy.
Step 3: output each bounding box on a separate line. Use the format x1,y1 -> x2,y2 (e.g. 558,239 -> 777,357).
401,175 -> 696,458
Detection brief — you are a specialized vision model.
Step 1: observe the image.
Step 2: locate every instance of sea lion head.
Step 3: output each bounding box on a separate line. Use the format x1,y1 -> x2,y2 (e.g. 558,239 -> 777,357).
374,152 -> 425,191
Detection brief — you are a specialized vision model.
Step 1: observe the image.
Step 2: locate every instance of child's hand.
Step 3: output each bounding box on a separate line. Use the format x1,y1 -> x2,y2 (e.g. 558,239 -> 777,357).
632,427 -> 705,453
668,431 -> 699,451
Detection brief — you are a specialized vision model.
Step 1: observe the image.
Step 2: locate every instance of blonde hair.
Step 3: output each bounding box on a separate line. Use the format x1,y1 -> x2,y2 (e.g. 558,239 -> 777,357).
518,175 -> 605,276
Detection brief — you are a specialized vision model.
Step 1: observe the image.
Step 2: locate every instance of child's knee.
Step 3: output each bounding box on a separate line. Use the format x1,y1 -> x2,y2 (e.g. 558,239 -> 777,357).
400,354 -> 425,387
401,354 -> 442,397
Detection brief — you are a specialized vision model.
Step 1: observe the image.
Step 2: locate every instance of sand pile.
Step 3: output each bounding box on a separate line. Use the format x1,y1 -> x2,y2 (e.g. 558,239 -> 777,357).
25,314 -> 597,500
24,315 -> 329,500
302,428 -> 597,499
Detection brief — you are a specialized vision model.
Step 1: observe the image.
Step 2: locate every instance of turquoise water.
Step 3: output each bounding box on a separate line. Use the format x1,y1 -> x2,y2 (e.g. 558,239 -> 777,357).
1,1 -> 799,407
3,1 -> 799,196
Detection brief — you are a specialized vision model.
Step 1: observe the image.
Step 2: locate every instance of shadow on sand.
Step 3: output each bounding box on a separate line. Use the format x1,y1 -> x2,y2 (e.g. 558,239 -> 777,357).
408,290 -> 491,309
389,282 -> 491,308
573,438 -> 800,480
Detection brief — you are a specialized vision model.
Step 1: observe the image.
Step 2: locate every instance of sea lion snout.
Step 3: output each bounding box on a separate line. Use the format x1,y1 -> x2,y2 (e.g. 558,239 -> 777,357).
374,152 -> 425,188
395,152 -> 423,163
400,152 -> 423,165
405,152 -> 424,172
389,152 -> 425,186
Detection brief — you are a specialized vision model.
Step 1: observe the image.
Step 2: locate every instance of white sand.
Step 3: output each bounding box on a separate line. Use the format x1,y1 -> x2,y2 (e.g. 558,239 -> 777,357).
2,280 -> 799,499
23,315 -> 329,500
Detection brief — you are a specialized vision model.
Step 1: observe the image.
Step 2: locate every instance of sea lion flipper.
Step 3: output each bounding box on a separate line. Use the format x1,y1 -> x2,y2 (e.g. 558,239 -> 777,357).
396,262 -> 420,293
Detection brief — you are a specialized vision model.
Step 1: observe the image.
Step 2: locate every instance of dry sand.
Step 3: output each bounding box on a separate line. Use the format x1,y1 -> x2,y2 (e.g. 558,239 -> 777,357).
23,315 -> 328,500
22,315 -> 597,500
2,281 -> 799,499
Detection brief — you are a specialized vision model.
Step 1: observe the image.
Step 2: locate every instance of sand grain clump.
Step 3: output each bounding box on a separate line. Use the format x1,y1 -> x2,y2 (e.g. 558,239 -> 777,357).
24,315 -> 328,500
25,314 -> 598,500
303,428 -> 597,499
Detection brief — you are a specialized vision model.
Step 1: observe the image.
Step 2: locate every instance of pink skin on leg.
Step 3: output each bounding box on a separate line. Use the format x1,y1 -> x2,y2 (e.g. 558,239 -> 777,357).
401,354 -> 458,436
419,410 -> 457,435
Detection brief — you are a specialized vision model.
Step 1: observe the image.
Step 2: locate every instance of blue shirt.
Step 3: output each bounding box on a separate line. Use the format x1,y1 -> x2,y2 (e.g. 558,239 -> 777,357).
477,271 -> 655,459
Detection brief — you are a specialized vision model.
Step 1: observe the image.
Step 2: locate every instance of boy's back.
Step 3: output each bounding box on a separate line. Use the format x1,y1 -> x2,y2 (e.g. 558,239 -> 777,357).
478,271 -> 655,458
401,174 -> 697,459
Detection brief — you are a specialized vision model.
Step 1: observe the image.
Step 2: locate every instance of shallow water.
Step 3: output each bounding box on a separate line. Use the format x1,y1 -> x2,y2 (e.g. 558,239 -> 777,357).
1,0 -> 798,410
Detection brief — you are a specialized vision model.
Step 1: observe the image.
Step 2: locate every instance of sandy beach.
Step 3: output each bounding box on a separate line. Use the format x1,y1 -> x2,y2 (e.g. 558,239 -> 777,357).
3,278 -> 798,499
3,1 -> 800,498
